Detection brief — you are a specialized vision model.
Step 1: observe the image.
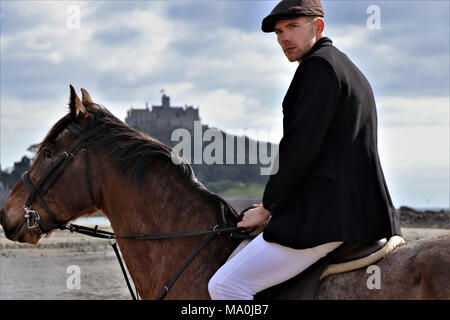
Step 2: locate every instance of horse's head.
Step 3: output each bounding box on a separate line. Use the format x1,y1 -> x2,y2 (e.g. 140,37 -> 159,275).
1,85 -> 100,244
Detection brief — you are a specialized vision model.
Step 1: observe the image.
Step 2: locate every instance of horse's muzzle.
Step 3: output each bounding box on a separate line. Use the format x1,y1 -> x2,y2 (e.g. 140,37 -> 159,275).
0,208 -> 4,228
0,208 -> 24,242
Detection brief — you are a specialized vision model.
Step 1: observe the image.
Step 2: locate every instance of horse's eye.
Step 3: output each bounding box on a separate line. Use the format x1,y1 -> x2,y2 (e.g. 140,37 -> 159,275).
43,149 -> 54,159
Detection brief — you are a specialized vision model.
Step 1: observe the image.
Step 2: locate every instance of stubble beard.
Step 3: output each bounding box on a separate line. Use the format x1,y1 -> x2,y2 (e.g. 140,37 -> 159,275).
285,47 -> 304,63
284,38 -> 316,63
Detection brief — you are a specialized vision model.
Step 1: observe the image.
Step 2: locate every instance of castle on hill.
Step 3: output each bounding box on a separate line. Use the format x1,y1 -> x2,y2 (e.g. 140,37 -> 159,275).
125,94 -> 205,144
125,93 -> 275,185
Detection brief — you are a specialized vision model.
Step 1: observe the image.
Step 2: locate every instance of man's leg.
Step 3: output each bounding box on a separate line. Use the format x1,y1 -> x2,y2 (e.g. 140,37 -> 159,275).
208,233 -> 342,300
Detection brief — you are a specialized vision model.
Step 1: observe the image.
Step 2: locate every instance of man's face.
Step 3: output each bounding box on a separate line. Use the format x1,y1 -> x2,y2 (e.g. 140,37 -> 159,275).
274,16 -> 318,63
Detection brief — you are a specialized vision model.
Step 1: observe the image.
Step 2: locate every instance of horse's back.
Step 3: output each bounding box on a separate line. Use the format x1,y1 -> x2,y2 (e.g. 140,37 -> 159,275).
315,233 -> 450,299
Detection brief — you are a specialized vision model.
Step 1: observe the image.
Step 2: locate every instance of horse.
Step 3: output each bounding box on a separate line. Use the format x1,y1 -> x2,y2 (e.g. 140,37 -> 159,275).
1,86 -> 449,300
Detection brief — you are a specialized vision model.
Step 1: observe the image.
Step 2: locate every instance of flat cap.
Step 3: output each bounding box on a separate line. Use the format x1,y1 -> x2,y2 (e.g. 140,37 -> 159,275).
261,0 -> 324,33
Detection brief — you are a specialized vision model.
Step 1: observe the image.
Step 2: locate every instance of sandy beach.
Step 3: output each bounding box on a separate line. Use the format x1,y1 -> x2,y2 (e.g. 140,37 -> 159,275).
0,225 -> 132,300
1,223 -> 448,300
1,197 -> 448,300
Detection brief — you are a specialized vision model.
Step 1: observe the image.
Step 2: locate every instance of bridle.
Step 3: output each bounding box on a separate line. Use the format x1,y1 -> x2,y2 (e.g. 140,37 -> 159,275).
13,117 -> 251,300
19,121 -> 98,236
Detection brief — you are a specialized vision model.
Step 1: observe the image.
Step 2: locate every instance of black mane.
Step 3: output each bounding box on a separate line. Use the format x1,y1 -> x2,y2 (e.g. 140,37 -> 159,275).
42,103 -> 239,219
86,104 -> 193,185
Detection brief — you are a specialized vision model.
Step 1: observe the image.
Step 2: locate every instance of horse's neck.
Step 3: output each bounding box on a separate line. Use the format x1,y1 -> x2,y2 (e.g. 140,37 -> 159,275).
95,161 -> 230,298
99,162 -> 218,236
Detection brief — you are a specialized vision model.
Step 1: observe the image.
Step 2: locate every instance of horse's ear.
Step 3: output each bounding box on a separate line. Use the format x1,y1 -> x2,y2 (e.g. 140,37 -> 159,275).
69,84 -> 89,119
80,88 -> 95,107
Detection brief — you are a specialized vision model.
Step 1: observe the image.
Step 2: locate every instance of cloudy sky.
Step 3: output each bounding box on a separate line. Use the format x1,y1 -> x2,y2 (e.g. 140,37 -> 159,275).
0,0 -> 448,208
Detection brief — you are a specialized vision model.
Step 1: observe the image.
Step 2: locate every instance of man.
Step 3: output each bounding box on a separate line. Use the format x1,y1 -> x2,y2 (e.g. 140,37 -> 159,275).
209,0 -> 402,300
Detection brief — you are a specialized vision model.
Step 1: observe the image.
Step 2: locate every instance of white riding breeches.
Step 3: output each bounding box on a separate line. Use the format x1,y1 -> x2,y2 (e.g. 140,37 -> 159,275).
208,233 -> 343,300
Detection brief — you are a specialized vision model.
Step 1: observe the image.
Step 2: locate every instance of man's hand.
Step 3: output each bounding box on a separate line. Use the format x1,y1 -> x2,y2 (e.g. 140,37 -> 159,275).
237,203 -> 271,232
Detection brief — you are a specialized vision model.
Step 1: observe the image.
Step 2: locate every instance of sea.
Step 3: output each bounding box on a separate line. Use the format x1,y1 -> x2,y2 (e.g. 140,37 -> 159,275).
71,206 -> 449,228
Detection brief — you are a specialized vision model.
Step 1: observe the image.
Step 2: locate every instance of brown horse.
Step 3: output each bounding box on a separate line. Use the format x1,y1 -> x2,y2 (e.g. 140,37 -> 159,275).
1,86 -> 449,299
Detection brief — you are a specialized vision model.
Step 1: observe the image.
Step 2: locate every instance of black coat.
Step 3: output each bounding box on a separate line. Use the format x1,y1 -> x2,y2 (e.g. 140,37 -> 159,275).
262,37 -> 402,249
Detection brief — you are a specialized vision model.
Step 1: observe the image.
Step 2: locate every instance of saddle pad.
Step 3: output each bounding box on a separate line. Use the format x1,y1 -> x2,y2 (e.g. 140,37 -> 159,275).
319,235 -> 405,280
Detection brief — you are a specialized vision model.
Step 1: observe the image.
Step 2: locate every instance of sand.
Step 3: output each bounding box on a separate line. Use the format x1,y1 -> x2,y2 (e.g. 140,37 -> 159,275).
0,226 -> 448,300
0,225 -> 132,300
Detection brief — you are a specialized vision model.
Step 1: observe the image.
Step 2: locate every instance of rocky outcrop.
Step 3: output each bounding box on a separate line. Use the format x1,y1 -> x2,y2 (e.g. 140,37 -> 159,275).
398,206 -> 449,229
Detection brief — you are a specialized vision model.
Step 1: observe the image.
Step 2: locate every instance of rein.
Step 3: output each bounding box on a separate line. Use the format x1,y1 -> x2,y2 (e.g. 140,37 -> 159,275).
18,118 -> 253,300
64,221 -> 250,300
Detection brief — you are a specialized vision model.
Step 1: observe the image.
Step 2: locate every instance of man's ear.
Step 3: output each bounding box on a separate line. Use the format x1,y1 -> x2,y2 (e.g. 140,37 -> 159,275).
69,84 -> 89,120
315,18 -> 325,35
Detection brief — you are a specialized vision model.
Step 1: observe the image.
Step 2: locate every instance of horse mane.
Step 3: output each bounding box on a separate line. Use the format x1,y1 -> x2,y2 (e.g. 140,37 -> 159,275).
86,104 -> 192,185
43,103 -> 239,220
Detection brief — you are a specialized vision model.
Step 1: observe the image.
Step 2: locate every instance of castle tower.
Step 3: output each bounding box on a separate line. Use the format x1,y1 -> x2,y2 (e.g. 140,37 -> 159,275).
162,94 -> 170,108
125,94 -> 201,146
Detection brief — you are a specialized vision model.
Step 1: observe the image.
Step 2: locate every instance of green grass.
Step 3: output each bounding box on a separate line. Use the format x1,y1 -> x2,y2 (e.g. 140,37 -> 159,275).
222,183 -> 265,197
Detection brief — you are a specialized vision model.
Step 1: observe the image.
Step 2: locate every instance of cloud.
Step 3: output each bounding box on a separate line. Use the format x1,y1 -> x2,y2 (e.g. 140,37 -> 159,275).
0,0 -> 448,208
164,0 -> 276,32
378,124 -> 449,208
0,95 -> 70,169
328,25 -> 449,97
323,0 -> 449,98
377,96 -> 449,127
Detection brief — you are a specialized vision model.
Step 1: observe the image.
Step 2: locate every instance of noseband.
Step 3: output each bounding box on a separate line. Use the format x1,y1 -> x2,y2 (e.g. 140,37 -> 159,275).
20,122 -> 98,234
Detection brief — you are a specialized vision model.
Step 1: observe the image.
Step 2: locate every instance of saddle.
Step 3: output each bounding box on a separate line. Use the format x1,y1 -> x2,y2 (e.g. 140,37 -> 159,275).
226,205 -> 405,300
253,236 -> 404,300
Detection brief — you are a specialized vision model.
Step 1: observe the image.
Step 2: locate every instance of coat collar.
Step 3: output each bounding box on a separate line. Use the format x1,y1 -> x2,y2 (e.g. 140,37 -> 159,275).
281,37 -> 333,114
302,36 -> 332,60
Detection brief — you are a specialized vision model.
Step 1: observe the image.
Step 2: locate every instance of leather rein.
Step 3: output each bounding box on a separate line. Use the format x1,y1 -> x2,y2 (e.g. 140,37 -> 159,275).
17,119 -> 249,300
